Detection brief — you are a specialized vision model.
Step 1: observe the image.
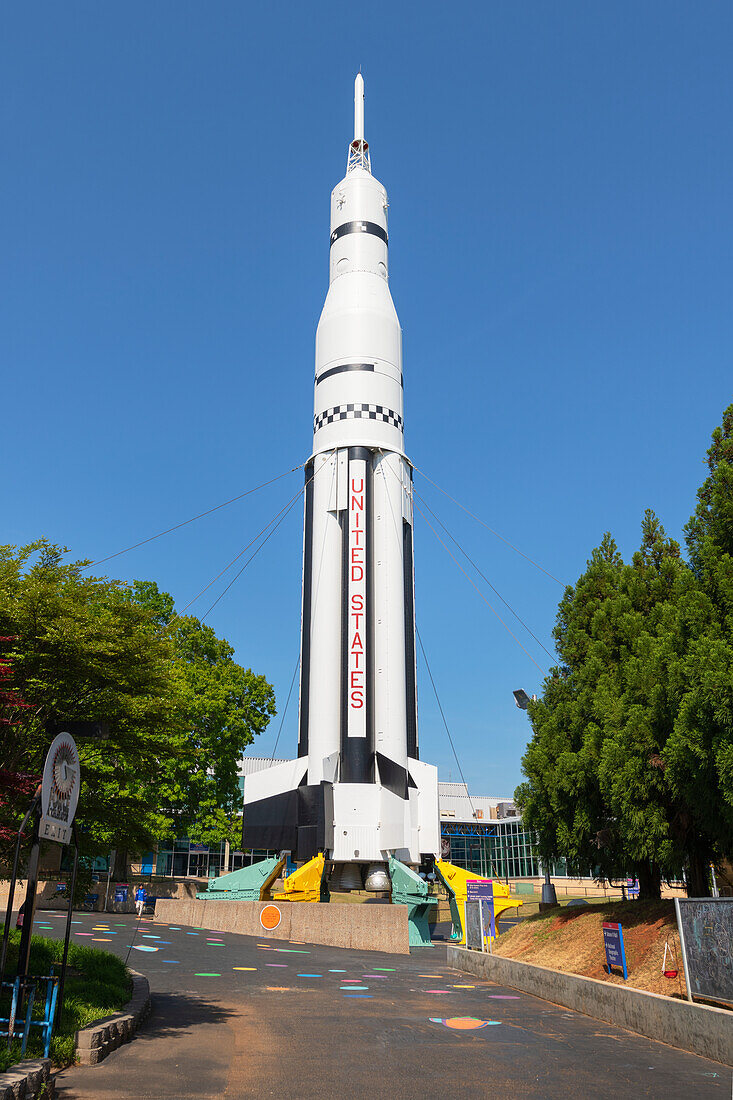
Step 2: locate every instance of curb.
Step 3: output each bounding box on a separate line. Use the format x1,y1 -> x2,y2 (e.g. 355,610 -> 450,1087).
0,1058 -> 54,1100
75,970 -> 151,1066
448,946 -> 733,1067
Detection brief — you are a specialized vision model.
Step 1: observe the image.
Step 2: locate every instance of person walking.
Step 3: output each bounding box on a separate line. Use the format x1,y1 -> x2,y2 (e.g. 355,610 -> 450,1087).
135,885 -> 146,917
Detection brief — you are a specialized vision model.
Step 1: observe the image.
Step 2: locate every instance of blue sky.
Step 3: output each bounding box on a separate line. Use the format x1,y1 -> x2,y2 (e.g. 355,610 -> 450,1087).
3,3 -> 732,796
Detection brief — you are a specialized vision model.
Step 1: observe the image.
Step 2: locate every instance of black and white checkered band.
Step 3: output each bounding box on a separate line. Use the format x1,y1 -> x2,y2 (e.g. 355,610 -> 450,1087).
314,403 -> 403,433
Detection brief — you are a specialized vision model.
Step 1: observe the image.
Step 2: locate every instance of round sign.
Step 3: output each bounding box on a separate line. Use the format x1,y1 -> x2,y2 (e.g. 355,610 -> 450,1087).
40,732 -> 80,844
259,904 -> 282,931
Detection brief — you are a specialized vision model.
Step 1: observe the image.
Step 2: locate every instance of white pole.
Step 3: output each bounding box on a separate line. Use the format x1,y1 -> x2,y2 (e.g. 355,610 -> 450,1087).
354,73 -> 364,142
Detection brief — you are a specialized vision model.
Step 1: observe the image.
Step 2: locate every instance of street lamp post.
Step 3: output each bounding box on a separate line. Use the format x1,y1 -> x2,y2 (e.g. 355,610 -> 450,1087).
514,688 -> 558,907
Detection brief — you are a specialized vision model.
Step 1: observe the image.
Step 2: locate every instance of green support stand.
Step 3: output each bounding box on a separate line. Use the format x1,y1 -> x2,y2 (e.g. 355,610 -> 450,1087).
388,857 -> 437,948
196,856 -> 283,901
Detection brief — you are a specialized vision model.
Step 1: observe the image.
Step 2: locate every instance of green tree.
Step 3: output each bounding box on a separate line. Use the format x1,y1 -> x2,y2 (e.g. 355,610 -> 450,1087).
517,407 -> 733,899
0,545 -> 275,875
668,403 -> 733,894
517,519 -> 700,898
129,581 -> 276,850
0,542 -> 182,865
516,534 -> 634,888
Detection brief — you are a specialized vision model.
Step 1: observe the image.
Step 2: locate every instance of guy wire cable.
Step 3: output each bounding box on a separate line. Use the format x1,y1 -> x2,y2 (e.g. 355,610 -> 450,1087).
413,498 -> 545,674
376,451 -> 546,674
414,624 -> 481,828
181,453 -> 331,617
374,452 -> 502,870
411,463 -> 565,587
180,486 -> 306,614
89,460 -> 307,568
269,653 -> 300,763
413,488 -> 555,662
199,492 -> 303,622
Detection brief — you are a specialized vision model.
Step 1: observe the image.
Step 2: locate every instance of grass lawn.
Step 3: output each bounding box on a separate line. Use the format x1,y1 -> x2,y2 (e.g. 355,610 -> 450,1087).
0,929 -> 132,1070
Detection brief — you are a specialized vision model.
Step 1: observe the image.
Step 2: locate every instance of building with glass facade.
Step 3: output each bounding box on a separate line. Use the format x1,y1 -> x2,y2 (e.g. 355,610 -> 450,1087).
143,764 -> 563,882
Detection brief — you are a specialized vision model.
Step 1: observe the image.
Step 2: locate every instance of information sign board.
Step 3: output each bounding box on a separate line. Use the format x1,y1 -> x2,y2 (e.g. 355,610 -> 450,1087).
466,879 -> 494,901
675,897 -> 733,1006
602,922 -> 628,979
40,733 -> 80,845
626,878 -> 639,898
114,885 -> 129,905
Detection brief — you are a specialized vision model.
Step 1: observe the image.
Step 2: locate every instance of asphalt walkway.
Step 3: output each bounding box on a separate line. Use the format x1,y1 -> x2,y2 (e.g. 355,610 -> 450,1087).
30,910 -> 728,1099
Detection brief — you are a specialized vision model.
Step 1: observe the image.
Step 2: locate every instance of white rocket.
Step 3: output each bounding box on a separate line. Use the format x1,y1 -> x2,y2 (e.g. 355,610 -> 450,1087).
243,76 -> 439,888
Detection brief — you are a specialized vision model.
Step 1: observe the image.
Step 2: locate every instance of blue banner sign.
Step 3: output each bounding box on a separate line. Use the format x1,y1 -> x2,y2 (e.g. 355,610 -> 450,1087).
466,879 -> 494,901
602,922 -> 628,979
626,878 -> 639,898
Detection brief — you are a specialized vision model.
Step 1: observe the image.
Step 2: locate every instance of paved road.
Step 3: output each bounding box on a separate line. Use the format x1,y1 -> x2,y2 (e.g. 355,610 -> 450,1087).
30,910 -> 728,1099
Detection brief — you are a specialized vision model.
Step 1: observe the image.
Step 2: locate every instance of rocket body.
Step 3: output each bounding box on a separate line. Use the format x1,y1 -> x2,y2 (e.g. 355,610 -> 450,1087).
243,80 -> 439,873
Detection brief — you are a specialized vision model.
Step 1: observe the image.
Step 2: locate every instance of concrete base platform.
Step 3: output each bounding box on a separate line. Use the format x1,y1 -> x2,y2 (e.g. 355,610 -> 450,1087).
154,897 -> 411,953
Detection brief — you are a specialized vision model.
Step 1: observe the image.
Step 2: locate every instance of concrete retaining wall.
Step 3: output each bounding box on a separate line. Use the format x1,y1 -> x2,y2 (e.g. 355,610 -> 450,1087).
0,1058 -> 54,1100
154,897 -> 411,954
448,946 -> 733,1066
0,878 -> 203,915
76,970 -> 151,1065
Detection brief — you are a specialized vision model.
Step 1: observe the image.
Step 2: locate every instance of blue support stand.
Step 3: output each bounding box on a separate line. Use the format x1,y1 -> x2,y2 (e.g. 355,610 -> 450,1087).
1,974 -> 59,1058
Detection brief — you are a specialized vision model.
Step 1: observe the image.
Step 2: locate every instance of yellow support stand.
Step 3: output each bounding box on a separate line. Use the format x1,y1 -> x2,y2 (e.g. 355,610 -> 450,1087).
273,852 -> 328,903
435,860 -> 521,944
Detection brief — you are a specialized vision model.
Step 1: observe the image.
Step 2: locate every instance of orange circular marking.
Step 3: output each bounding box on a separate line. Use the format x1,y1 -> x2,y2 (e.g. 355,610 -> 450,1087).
260,904 -> 282,931
444,1017 -> 490,1030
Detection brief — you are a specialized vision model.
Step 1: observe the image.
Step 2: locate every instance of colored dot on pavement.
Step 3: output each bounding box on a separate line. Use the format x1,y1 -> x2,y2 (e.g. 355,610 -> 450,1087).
452,985 -> 476,989
373,968 -> 395,972
161,960 -> 180,964
344,994 -> 372,999
342,985 -> 368,990
195,973 -> 221,977
186,932 -> 199,935
329,969 -> 346,972
267,964 -> 288,967
297,973 -> 322,978
233,967 -> 257,971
